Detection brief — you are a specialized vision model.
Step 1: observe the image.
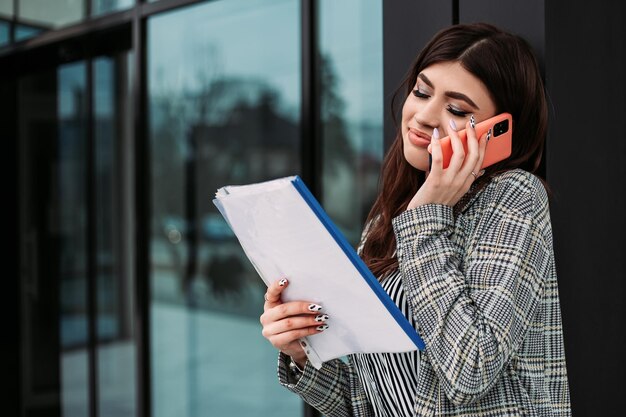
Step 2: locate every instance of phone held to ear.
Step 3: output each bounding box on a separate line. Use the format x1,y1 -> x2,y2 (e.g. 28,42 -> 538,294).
428,112 -> 513,170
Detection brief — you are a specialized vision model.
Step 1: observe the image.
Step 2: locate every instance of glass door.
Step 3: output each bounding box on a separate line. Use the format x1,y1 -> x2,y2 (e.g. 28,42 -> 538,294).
147,0 -> 303,416
18,49 -> 137,417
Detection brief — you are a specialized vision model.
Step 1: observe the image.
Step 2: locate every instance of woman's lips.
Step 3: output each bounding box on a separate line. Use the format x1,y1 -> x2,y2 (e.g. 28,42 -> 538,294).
408,128 -> 431,147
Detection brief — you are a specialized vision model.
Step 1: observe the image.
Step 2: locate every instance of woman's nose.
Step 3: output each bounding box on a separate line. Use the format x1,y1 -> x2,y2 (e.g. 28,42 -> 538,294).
413,100 -> 440,129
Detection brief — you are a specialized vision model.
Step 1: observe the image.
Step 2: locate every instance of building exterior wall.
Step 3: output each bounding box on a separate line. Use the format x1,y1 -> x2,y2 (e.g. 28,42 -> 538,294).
2,1 -> 624,416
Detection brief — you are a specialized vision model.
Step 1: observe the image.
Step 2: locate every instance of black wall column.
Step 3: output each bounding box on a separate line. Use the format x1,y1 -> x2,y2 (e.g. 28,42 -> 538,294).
459,0 -> 545,69
1,74 -> 20,417
382,1 -> 452,148
459,0 -> 547,179
545,1 -> 625,416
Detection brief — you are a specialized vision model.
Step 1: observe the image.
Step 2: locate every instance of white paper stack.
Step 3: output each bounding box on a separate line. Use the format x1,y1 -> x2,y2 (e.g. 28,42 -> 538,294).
213,176 -> 424,369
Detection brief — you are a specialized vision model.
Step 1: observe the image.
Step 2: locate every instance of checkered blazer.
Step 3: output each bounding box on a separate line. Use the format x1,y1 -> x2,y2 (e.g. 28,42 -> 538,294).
277,169 -> 571,417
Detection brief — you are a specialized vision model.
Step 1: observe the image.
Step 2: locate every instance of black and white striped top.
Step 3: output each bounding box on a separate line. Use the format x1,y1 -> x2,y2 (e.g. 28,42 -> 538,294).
351,270 -> 420,417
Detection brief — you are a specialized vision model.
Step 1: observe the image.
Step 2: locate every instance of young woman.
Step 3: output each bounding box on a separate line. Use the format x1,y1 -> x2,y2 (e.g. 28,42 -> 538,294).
260,23 -> 571,416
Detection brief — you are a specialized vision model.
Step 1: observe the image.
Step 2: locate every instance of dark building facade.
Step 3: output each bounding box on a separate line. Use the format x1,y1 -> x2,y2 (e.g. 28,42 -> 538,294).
2,1 -> 624,416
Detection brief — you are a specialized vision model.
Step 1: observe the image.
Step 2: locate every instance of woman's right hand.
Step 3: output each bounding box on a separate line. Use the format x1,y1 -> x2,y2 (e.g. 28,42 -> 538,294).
260,278 -> 329,368
407,118 -> 488,209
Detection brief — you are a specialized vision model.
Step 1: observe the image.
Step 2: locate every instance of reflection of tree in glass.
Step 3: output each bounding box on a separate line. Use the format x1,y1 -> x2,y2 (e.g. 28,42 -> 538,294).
150,49 -> 377,310
153,69 -> 301,306
318,52 -> 380,243
190,77 -> 300,202
189,78 -> 299,301
319,53 -> 355,175
204,254 -> 245,298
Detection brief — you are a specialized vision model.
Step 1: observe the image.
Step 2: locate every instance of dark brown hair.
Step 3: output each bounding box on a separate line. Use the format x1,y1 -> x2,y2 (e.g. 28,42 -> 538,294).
361,23 -> 548,278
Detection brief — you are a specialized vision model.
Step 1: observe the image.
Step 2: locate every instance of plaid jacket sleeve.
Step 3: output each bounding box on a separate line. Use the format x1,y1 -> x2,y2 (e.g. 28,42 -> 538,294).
392,170 -> 551,406
276,352 -> 374,417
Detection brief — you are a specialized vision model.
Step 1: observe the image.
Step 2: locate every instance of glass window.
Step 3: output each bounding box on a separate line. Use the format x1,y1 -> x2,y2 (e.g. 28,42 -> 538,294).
0,21 -> 8,46
19,69 -> 69,417
94,53 -> 137,417
57,61 -> 91,417
92,0 -> 134,17
318,0 -> 384,245
18,52 -> 136,417
0,0 -> 13,16
0,0 -> 12,47
15,24 -> 44,41
148,0 -> 302,416
19,0 -> 84,38
13,0 -> 129,41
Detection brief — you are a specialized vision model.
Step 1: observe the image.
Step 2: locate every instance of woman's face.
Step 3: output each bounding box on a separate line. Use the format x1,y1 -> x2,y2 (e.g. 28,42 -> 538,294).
401,61 -> 497,171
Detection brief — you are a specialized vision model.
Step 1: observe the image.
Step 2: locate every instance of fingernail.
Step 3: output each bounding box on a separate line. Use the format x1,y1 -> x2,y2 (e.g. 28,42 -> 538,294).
432,127 -> 439,140
308,304 -> 323,312
449,119 -> 457,131
486,128 -> 492,142
470,115 -> 476,129
479,169 -> 485,176
316,324 -> 329,331
315,314 -> 329,322
279,278 -> 287,286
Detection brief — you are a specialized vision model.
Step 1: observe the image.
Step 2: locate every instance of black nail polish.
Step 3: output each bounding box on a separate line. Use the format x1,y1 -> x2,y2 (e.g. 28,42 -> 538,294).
486,128 -> 492,142
316,324 -> 329,331
315,314 -> 329,322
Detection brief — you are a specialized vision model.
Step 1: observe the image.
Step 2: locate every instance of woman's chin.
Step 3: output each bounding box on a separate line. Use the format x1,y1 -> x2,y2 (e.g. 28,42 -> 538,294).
409,160 -> 429,172
403,145 -> 429,172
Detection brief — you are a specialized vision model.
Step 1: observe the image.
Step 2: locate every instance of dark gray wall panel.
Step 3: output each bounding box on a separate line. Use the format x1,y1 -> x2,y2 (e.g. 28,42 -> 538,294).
460,0 -> 547,179
459,0 -> 545,71
382,1 -> 452,146
546,1 -> 625,416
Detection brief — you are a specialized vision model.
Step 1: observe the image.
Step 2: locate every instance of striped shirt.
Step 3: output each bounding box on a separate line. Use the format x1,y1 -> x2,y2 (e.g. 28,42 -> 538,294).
352,270 -> 420,416
277,169 -> 571,417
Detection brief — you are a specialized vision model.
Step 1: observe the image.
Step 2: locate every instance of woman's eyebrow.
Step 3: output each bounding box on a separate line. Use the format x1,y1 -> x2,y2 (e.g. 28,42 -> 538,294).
445,92 -> 480,110
417,73 -> 480,110
418,73 -> 435,88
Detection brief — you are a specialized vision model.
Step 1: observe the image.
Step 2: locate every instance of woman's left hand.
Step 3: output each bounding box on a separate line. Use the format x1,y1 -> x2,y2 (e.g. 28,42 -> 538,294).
407,118 -> 488,209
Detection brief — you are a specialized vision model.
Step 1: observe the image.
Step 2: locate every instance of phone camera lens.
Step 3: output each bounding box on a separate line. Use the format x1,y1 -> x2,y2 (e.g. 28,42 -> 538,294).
494,119 -> 509,137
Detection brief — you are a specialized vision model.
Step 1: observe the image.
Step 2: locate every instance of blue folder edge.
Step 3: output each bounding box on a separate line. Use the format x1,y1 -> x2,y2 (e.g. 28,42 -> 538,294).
291,176 -> 425,351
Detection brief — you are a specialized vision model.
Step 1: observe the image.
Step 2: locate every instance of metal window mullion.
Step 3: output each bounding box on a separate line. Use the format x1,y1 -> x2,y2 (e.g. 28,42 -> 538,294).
86,58 -> 100,417
300,1 -> 321,414
10,0 -> 17,43
114,51 -> 133,340
453,0 -> 459,24
132,1 -> 151,417
300,0 -> 321,200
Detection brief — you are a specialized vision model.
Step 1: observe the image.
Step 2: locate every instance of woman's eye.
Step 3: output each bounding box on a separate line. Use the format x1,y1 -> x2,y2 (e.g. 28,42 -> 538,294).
412,88 -> 429,99
446,105 -> 470,117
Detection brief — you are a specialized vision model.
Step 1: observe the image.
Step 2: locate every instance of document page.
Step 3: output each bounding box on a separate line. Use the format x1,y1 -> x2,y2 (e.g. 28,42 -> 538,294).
214,176 -> 421,368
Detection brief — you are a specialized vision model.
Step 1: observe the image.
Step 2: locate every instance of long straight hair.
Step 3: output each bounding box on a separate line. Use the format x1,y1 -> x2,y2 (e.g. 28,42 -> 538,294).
361,23 -> 548,278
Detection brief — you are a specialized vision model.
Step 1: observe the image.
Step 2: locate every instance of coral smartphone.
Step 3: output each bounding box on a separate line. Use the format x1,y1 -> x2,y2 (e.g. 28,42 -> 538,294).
429,112 -> 513,170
